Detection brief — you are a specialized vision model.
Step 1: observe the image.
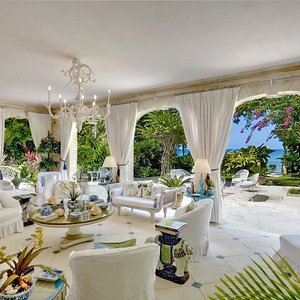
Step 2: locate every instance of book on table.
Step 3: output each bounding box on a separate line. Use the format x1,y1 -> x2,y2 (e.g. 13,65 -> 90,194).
155,220 -> 188,235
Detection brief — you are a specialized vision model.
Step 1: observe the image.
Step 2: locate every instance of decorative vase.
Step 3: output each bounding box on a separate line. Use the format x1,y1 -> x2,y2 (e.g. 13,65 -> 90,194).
0,279 -> 35,300
11,178 -> 22,189
207,188 -> 214,196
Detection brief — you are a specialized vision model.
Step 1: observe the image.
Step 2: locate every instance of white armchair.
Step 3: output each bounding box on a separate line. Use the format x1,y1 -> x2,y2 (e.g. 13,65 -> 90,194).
165,199 -> 213,262
0,191 -> 23,238
231,169 -> 249,186
237,173 -> 259,191
36,171 -> 61,194
67,244 -> 160,300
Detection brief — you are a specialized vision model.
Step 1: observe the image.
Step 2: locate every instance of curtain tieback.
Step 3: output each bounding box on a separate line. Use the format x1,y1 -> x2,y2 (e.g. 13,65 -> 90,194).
211,168 -> 219,172
60,158 -> 67,170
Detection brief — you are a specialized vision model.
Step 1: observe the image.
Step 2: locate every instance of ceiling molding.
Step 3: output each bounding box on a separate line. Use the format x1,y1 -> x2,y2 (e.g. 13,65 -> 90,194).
0,100 -> 47,113
94,61 -> 300,105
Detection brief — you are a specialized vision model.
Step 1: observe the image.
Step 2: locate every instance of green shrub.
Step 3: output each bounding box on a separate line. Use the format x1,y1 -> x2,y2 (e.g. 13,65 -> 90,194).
288,188 -> 300,195
265,176 -> 300,186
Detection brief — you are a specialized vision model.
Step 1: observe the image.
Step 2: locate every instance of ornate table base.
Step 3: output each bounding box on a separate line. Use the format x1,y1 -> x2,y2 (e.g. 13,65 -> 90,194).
156,265 -> 190,285
60,226 -> 94,249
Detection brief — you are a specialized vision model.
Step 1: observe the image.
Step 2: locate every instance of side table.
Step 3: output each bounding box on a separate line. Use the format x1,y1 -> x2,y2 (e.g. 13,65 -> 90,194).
154,220 -> 192,284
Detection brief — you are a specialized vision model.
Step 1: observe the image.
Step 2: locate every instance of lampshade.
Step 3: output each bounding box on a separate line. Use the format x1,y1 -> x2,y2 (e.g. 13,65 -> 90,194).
192,158 -> 211,174
102,156 -> 117,168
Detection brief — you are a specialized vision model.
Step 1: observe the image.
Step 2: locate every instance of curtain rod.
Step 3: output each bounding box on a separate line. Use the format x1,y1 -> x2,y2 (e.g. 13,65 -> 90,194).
174,85 -> 240,96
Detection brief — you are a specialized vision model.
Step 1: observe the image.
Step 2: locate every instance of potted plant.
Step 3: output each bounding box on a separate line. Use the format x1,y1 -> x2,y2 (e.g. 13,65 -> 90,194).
37,132 -> 60,171
0,228 -> 67,300
159,174 -> 191,209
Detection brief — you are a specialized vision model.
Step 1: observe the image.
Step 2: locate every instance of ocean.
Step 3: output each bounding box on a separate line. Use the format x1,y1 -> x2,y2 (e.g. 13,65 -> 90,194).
176,148 -> 284,174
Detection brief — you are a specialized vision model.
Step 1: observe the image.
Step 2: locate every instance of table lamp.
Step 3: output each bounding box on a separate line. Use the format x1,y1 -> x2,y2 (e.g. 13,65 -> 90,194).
102,156 -> 117,182
192,158 -> 211,195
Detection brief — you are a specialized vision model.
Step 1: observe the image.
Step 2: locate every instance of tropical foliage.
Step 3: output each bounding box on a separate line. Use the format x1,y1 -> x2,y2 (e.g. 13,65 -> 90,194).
4,118 -> 35,164
209,251 -> 300,300
222,145 -> 274,176
135,108 -> 187,175
234,95 -> 300,174
159,174 -> 191,187
77,120 -> 109,174
0,228 -> 67,295
37,132 -> 60,171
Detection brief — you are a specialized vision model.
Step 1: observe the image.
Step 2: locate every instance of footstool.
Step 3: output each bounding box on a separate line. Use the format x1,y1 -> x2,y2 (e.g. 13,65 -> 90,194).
277,234 -> 300,275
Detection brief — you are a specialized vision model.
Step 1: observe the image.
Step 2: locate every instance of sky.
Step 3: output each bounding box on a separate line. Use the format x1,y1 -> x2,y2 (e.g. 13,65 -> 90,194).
227,119 -> 283,150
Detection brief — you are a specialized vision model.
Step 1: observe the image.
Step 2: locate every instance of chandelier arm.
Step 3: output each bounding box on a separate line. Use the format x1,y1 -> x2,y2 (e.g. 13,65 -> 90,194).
46,104 -> 60,120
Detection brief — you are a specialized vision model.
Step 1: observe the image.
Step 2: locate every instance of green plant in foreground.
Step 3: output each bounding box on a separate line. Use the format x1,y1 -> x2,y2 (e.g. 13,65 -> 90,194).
0,228 -> 67,295
159,174 -> 190,187
209,251 -> 300,300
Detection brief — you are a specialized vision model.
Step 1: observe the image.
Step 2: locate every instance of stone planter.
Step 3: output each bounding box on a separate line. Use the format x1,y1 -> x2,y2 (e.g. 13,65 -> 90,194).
11,178 -> 22,189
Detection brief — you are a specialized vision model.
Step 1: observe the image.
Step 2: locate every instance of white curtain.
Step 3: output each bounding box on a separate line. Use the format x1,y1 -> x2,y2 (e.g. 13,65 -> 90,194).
105,103 -> 138,182
176,87 -> 240,223
60,114 -> 76,181
28,112 -> 51,148
0,108 -> 5,162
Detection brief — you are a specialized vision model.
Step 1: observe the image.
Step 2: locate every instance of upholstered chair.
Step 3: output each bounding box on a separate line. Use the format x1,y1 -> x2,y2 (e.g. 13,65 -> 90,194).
67,243 -> 160,300
165,199 -> 213,262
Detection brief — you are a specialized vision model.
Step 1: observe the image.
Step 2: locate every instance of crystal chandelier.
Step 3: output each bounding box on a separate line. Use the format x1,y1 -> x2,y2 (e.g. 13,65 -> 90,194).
47,58 -> 111,132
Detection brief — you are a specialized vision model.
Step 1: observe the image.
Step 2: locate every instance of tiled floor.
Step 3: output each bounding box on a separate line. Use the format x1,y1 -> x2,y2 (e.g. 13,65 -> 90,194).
0,197 -> 283,300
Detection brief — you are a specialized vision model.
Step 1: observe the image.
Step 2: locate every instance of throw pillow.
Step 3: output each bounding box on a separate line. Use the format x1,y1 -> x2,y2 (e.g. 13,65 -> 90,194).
122,182 -> 139,197
185,200 -> 195,213
151,184 -> 166,198
137,180 -> 153,198
142,182 -> 153,199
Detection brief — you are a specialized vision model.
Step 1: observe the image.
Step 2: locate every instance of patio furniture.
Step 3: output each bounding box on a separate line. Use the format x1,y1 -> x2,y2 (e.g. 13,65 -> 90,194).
237,173 -> 259,191
231,169 -> 249,186
110,182 -> 180,222
0,165 -> 21,181
170,169 -> 192,181
67,243 -> 159,300
36,171 -> 61,194
31,205 -> 115,249
164,199 -> 213,262
276,234 -> 300,276
0,191 -> 23,238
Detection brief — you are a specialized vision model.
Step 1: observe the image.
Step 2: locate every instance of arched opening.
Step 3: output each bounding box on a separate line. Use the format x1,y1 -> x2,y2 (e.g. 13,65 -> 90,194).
222,91 -> 300,234
134,107 -> 192,179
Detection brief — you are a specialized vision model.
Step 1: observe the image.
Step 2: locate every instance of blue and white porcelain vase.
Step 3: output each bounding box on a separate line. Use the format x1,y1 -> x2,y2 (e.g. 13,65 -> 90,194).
0,279 -> 35,300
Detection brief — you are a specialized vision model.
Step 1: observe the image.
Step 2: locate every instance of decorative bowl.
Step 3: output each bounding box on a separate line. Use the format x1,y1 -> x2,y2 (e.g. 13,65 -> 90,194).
40,206 -> 53,216
0,279 -> 35,300
70,212 -> 82,220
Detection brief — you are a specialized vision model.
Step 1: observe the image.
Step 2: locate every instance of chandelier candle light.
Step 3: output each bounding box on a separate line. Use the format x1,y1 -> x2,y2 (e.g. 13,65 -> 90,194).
47,58 -> 111,132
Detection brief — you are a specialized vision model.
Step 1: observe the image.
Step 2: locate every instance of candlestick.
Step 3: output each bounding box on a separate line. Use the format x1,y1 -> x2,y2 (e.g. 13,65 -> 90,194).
108,89 -> 111,104
48,86 -> 51,106
59,94 -> 62,109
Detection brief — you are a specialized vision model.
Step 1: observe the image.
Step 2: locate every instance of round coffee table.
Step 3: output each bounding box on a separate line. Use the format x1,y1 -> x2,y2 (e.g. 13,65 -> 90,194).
31,206 -> 115,250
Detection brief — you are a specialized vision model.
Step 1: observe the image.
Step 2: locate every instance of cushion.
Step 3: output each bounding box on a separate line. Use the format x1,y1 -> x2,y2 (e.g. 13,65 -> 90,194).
151,184 -> 166,199
138,180 -> 153,198
94,238 -> 136,249
122,181 -> 139,197
113,195 -> 155,209
41,175 -> 58,187
186,200 -> 195,213
43,179 -> 57,201
174,205 -> 188,217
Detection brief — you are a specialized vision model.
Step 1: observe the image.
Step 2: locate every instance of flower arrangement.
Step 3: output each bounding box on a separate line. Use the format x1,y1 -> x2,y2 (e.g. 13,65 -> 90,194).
0,228 -> 67,296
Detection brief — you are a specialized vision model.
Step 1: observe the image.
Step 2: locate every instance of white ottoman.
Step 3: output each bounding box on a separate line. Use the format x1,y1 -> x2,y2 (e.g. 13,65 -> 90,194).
277,234 -> 300,275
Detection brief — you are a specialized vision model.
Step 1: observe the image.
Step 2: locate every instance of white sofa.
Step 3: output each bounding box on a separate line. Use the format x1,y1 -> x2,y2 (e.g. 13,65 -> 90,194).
110,183 -> 180,222
0,191 -> 23,238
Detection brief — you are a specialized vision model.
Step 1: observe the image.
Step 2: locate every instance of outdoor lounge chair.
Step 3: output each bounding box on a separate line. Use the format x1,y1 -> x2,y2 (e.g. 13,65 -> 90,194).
231,169 -> 249,186
237,173 -> 259,191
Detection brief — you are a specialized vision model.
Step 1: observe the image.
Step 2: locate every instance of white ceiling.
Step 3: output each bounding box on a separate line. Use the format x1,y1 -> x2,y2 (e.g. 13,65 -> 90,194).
1,1 -> 300,105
